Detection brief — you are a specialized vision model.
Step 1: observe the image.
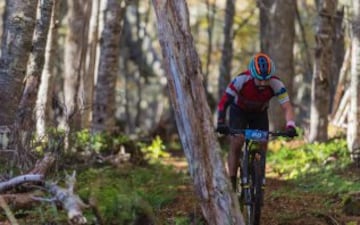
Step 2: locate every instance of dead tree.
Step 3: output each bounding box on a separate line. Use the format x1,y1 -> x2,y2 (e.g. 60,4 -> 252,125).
151,1 -> 244,224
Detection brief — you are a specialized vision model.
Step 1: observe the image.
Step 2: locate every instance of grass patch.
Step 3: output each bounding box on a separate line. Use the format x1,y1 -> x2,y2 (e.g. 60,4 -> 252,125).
267,137 -> 360,196
76,163 -> 188,225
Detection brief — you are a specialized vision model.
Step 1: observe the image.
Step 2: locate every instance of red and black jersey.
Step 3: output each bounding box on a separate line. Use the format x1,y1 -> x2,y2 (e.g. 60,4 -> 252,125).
217,70 -> 289,121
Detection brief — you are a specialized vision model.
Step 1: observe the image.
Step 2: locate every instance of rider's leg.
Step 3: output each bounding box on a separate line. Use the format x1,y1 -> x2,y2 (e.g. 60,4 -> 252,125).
228,105 -> 248,191
228,135 -> 244,191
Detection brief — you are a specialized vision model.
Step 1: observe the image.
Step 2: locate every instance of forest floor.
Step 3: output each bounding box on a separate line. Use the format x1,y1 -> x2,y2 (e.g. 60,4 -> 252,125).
160,152 -> 360,225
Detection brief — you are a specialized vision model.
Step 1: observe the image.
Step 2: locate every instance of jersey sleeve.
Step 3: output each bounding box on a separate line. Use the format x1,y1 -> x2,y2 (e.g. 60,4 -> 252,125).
270,78 -> 290,104
217,75 -> 248,122
225,75 -> 248,97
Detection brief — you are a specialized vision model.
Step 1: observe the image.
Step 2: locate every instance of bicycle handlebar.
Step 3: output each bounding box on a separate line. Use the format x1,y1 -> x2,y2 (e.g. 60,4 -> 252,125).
227,128 -> 292,141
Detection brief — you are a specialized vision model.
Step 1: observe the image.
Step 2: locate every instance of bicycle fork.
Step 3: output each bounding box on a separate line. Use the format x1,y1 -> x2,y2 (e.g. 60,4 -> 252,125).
240,141 -> 267,205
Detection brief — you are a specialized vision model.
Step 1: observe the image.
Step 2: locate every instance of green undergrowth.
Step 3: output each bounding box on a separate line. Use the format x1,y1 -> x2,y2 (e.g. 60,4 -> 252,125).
75,163 -> 188,225
12,163 -> 188,225
266,138 -> 360,224
267,139 -> 360,193
267,137 -> 359,194
0,131 -> 192,224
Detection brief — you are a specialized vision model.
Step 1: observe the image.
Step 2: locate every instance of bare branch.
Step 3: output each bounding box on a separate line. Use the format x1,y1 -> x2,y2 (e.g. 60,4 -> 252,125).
0,174 -> 44,193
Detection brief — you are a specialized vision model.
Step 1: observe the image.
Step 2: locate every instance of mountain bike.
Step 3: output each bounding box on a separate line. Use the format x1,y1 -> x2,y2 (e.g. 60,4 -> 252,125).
228,128 -> 292,225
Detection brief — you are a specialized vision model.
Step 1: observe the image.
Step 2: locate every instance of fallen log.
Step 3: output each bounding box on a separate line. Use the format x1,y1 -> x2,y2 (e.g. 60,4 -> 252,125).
0,174 -> 43,193
0,153 -> 88,224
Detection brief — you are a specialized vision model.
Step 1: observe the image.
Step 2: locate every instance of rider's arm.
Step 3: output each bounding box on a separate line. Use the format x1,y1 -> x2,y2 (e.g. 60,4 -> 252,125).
217,93 -> 234,122
281,101 -> 296,127
270,78 -> 296,127
217,75 -> 247,122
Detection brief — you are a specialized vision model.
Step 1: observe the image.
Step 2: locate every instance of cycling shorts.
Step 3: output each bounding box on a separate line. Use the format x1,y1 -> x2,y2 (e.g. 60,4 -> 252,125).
229,105 -> 269,131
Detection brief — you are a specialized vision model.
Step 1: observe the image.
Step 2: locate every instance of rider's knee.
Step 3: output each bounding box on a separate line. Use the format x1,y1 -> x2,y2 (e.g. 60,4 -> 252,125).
231,135 -> 244,147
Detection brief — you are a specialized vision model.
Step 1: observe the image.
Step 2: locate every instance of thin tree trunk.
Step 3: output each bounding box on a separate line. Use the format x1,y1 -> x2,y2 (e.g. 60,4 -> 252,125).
92,0 -> 125,133
82,0 -> 100,129
151,1 -> 243,224
347,0 -> 360,164
329,7 -> 345,111
61,0 -> 90,133
15,0 -> 53,145
36,0 -> 61,139
204,0 -> 216,81
218,0 -> 235,101
295,1 -> 313,78
331,44 -> 351,118
309,0 -> 337,142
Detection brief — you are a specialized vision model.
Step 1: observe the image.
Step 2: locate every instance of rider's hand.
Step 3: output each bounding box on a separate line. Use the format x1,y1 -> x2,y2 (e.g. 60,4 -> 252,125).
285,121 -> 297,137
216,122 -> 229,135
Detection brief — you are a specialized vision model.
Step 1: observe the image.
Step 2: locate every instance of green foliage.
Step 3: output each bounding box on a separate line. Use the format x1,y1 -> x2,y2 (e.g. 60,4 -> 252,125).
71,129 -> 130,154
171,216 -> 205,225
33,127 -> 67,155
138,136 -> 170,164
12,203 -> 68,224
267,138 -> 360,194
268,139 -> 349,178
77,164 -> 186,225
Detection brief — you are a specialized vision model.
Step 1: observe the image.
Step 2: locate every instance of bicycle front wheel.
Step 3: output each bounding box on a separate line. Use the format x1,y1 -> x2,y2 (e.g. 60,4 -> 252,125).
251,155 -> 263,225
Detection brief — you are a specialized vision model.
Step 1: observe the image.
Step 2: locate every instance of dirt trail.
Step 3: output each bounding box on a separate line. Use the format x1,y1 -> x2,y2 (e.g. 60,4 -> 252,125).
161,155 -> 360,225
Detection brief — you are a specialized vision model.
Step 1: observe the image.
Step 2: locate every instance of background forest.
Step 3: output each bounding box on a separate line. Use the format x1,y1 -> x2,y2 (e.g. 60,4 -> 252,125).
0,0 -> 359,225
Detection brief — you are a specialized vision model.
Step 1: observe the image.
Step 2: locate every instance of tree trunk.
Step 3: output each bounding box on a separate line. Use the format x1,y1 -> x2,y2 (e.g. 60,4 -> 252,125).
151,1 -> 243,224
36,0 -> 61,139
330,7 -> 345,110
0,0 -> 39,125
81,0 -> 100,129
61,0 -> 90,133
347,0 -> 360,165
309,0 -> 337,143
218,0 -> 235,101
14,0 -> 53,148
331,44 -> 351,118
259,0 -> 296,130
91,0 -> 125,133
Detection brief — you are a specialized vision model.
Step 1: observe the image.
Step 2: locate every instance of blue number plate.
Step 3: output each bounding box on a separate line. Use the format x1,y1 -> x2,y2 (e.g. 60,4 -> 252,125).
245,129 -> 268,141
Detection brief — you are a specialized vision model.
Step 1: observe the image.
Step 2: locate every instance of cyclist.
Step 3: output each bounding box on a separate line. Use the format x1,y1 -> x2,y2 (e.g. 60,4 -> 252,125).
216,52 -> 297,191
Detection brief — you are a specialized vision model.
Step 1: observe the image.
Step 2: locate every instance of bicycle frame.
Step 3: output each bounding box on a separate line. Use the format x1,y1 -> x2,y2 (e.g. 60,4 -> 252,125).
229,128 -> 288,225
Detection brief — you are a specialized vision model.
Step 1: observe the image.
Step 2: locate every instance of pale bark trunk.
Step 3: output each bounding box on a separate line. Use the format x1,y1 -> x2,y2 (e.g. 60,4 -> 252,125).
331,45 -> 351,118
61,0 -> 90,132
347,0 -> 360,164
36,0 -> 61,139
81,0 -> 100,129
92,0 -> 124,133
309,0 -> 337,142
14,0 -> 53,149
0,0 -> 38,125
151,1 -> 243,224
